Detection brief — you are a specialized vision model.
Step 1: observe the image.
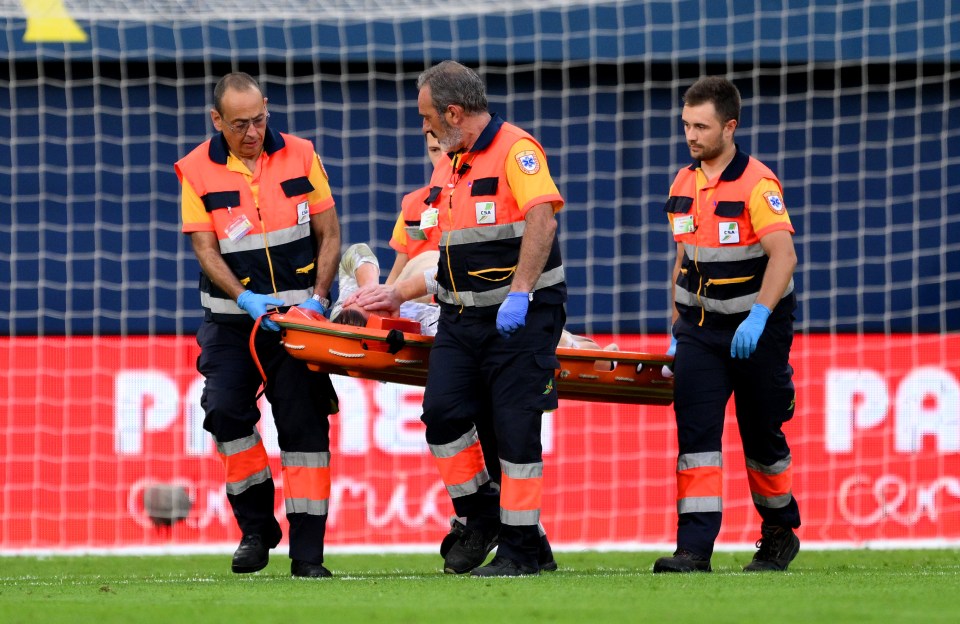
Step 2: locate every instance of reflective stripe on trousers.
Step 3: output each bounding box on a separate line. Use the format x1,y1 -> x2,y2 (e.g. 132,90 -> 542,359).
428,426 -> 491,499
746,455 -> 793,509
282,450 -> 331,516
676,451 -> 722,514
500,458 -> 543,526
215,430 -> 272,496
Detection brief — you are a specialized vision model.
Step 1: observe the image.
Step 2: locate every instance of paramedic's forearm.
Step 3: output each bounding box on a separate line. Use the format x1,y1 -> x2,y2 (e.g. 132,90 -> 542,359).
191,231 -> 246,300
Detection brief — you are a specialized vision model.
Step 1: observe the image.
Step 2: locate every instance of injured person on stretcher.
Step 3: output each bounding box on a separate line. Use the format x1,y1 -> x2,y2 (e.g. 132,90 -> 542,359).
331,242 -> 620,371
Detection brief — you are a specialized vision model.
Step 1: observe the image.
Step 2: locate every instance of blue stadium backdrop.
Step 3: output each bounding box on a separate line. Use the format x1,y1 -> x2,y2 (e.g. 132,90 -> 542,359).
1,1 -> 958,336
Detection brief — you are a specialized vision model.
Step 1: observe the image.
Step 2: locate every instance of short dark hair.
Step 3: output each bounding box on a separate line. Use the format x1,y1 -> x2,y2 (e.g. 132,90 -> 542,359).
331,308 -> 367,328
683,76 -> 741,125
213,72 -> 262,114
416,61 -> 488,115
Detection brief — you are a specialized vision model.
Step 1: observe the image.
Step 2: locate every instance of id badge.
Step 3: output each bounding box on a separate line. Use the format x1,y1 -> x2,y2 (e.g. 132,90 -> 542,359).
297,200 -> 310,225
420,207 -> 439,229
719,221 -> 740,244
673,214 -> 695,235
405,226 -> 428,241
475,201 -> 496,224
224,213 -> 254,242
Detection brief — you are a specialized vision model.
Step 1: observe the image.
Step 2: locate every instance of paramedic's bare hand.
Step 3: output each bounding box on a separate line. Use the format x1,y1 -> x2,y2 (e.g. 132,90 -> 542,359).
496,292 -> 529,339
346,284 -> 403,314
237,290 -> 283,331
731,303 -> 771,359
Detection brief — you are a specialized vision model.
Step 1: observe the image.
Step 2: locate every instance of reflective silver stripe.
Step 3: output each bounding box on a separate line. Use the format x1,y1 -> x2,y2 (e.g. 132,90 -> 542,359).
201,286 -> 313,315
281,451 -> 331,468
215,430 -> 262,456
436,265 -> 566,307
501,508 -> 540,526
285,497 -> 330,515
745,455 -> 791,476
501,459 -> 543,480
446,469 -> 491,499
677,451 -> 722,471
677,496 -> 723,514
428,426 -> 480,459
225,466 -> 272,496
684,242 -> 766,263
437,284 -> 507,307
218,222 -> 311,255
675,280 -> 794,315
751,491 -> 793,509
444,221 -> 525,246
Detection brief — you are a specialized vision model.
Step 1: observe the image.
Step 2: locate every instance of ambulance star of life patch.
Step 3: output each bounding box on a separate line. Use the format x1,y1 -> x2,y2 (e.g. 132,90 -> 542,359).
764,190 -> 785,214
515,150 -> 541,174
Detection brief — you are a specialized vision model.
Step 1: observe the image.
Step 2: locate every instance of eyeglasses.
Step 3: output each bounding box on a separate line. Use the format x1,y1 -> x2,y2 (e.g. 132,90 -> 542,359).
223,111 -> 270,135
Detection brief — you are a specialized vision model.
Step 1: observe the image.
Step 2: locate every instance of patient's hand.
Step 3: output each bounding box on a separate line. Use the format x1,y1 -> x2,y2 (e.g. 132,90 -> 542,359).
344,284 -> 403,314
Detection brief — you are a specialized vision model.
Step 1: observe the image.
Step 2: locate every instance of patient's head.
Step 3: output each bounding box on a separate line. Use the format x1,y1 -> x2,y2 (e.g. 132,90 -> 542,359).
331,306 -> 368,328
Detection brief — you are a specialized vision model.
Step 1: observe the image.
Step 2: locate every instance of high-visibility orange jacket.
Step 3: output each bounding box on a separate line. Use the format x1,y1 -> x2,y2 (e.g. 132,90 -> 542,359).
389,185 -> 444,259
424,115 -> 566,310
176,131 -> 321,322
666,148 -> 795,329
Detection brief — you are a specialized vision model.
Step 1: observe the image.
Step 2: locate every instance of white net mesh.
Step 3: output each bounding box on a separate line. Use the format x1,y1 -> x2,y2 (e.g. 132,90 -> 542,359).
1,2 -> 959,552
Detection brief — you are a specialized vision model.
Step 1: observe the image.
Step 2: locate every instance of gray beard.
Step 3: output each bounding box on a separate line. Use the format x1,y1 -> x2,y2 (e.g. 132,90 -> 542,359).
439,125 -> 463,153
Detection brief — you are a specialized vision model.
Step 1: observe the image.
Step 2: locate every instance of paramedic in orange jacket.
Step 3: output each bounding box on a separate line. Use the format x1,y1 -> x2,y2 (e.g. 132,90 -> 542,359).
348,61 -> 566,577
384,132 -> 446,289
176,72 -> 340,579
653,76 -> 801,574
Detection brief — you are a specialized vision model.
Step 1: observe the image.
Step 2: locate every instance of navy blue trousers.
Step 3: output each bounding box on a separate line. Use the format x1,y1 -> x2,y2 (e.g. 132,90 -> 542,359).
422,301 -> 564,568
672,314 -> 801,558
197,319 -> 338,564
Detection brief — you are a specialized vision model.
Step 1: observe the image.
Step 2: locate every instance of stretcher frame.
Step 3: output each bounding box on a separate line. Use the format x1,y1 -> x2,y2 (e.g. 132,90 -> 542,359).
270,310 -> 674,406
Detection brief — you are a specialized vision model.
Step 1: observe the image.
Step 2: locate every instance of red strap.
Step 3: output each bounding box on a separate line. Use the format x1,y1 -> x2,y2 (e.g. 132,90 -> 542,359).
248,313 -> 270,400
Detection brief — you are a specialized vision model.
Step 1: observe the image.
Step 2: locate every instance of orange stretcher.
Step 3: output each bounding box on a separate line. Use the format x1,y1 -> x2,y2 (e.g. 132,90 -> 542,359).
269,308 -> 674,406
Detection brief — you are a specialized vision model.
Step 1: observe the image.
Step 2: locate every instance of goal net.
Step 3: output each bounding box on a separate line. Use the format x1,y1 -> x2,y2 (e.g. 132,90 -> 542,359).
1,1 -> 959,554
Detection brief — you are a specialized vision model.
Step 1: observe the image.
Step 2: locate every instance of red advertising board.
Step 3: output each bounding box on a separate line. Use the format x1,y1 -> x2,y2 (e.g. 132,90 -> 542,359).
1,334 -> 958,551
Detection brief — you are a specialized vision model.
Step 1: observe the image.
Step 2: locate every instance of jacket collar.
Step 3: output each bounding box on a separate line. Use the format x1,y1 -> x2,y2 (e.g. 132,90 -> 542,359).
207,125 -> 286,165
446,112 -> 503,160
687,144 -> 750,181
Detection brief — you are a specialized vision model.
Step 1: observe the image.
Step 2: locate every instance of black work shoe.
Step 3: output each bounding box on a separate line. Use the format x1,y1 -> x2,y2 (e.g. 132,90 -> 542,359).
439,516 -> 467,558
652,549 -> 712,573
291,560 -> 333,578
470,555 -> 539,577
231,526 -> 282,574
743,525 -> 800,572
443,525 -> 498,574
538,534 -> 558,572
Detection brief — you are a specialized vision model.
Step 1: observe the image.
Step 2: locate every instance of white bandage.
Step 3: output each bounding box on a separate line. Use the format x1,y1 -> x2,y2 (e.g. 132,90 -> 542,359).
423,269 -> 439,295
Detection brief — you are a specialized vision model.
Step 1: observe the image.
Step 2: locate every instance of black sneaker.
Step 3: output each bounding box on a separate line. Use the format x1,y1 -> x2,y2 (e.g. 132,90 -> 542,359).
743,525 -> 800,572
443,525 -> 498,574
231,525 -> 282,574
291,559 -> 333,578
439,516 -> 467,558
652,549 -> 712,573
470,555 -> 539,577
538,534 -> 558,572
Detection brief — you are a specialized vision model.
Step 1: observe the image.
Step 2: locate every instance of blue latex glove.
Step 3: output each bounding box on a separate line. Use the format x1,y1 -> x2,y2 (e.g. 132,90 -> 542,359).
656,333 -> 678,378
496,292 -> 530,339
237,290 -> 284,331
731,303 -> 772,359
298,297 -> 327,317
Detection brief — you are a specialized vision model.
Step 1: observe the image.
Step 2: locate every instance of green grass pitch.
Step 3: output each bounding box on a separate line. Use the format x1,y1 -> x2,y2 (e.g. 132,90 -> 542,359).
2,550 -> 958,623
